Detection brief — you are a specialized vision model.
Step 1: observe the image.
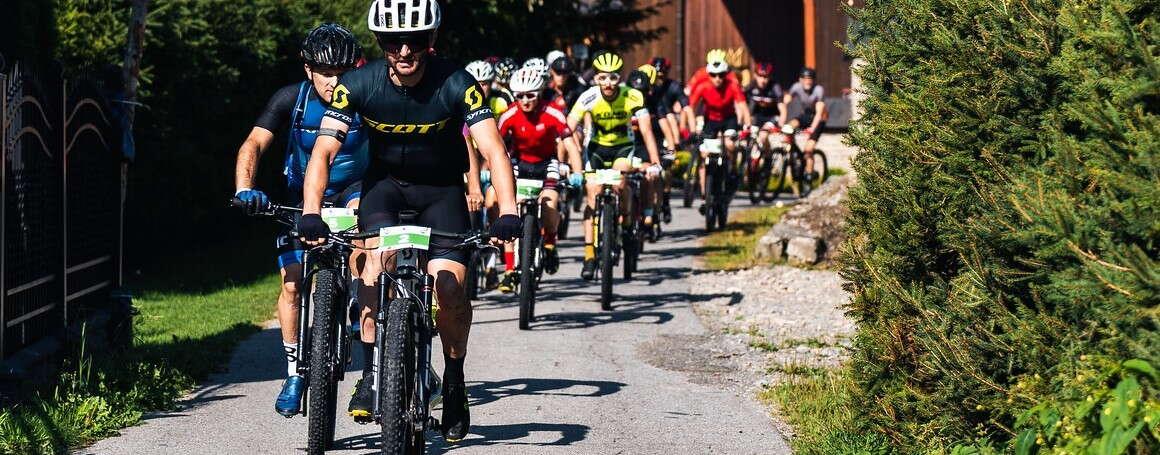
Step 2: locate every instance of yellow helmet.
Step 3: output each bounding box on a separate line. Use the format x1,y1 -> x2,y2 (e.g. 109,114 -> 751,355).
592,52 -> 624,73
636,64 -> 657,85
706,48 -> 727,65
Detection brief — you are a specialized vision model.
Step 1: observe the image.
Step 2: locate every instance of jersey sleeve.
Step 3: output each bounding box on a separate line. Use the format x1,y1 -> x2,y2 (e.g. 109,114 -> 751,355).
814,85 -> 825,100
322,75 -> 361,127
543,106 -> 572,137
626,88 -> 648,118
569,87 -> 599,122
449,69 -> 494,127
688,84 -> 704,111
730,83 -> 746,104
253,84 -> 299,132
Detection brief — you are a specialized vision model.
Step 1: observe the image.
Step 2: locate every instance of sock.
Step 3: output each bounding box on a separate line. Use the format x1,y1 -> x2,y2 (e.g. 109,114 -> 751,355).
543,232 -> 557,246
504,251 -> 515,272
584,243 -> 595,260
443,354 -> 465,385
485,252 -> 498,269
362,342 -> 375,377
284,341 -> 299,377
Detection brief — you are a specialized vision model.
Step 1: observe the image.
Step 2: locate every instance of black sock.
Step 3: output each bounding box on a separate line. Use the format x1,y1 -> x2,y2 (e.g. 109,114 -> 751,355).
443,354 -> 465,385
362,342 -> 375,377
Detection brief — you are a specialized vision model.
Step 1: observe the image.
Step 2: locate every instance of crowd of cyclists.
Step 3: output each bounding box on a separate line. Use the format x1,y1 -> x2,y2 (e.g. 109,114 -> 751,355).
229,0 -> 830,451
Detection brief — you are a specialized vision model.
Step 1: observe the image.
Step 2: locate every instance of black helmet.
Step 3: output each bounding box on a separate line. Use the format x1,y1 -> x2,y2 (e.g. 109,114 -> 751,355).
550,56 -> 575,74
799,67 -> 817,79
495,57 -> 518,84
301,23 -> 362,69
649,56 -> 672,74
626,70 -> 651,93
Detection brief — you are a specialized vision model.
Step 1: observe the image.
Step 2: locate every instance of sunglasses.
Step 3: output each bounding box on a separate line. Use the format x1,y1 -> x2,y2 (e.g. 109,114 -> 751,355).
709,72 -> 728,79
376,33 -> 432,54
515,92 -> 539,100
594,73 -> 620,84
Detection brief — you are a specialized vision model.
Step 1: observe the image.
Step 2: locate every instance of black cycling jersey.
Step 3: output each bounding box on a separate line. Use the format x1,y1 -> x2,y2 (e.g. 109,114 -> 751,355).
543,77 -> 584,112
652,78 -> 685,117
746,81 -> 784,120
323,57 -> 494,186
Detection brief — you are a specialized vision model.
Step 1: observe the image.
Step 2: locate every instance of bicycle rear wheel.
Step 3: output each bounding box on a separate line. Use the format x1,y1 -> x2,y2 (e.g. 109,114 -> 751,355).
682,157 -> 697,208
378,299 -> 419,455
465,250 -> 479,301
518,213 -> 538,330
307,269 -> 341,455
599,199 -> 616,311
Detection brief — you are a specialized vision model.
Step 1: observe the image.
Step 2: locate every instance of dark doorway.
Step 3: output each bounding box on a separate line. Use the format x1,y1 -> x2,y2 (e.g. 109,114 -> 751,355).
722,0 -> 804,89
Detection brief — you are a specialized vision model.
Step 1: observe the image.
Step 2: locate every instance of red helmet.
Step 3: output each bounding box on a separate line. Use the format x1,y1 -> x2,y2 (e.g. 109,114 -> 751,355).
754,62 -> 774,77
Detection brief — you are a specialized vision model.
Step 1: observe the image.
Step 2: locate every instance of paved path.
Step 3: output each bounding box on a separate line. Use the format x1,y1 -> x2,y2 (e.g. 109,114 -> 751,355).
83,199 -> 789,455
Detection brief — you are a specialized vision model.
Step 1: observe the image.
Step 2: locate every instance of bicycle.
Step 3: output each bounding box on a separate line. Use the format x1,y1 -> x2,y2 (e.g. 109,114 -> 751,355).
556,175 -> 573,240
513,178 -> 547,330
699,137 -> 730,232
232,198 -> 362,455
741,126 -> 783,204
588,167 -> 628,310
620,170 -> 647,280
681,145 -> 701,208
772,124 -> 829,199
369,214 -> 493,454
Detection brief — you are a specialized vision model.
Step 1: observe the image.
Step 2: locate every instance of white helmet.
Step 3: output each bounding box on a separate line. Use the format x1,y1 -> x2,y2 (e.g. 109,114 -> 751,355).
465,60 -> 494,82
367,0 -> 441,33
546,50 -> 566,67
706,60 -> 729,74
522,57 -> 549,81
509,67 -> 546,94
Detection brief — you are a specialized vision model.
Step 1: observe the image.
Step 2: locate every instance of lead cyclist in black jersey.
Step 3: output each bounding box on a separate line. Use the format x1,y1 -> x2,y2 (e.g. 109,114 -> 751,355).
295,0 -> 520,442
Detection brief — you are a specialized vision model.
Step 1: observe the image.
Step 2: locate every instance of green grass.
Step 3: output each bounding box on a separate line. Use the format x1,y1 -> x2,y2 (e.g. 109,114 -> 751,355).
0,232 -> 280,454
701,205 -> 790,270
759,367 -> 894,454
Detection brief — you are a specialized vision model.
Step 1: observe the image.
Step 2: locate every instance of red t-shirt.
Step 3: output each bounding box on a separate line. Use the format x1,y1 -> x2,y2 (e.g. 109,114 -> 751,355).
687,68 -> 738,99
689,81 -> 745,122
496,105 -> 572,163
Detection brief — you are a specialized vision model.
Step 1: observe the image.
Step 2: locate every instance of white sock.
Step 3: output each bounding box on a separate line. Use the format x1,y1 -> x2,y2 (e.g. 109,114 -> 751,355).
283,341 -> 299,377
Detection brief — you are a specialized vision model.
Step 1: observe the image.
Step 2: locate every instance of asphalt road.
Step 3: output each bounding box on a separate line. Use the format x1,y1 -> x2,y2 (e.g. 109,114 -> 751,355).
83,199 -> 789,455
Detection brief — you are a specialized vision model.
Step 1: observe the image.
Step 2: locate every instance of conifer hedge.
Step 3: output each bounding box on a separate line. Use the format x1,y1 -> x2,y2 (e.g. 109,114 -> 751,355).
842,0 -> 1157,451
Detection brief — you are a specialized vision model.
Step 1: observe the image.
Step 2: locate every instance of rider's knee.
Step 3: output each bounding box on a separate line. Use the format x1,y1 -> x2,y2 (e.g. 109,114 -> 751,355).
434,274 -> 464,303
281,279 -> 300,298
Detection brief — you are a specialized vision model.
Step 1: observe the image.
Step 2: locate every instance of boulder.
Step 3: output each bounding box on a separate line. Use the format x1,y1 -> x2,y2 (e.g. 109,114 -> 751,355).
786,236 -> 823,265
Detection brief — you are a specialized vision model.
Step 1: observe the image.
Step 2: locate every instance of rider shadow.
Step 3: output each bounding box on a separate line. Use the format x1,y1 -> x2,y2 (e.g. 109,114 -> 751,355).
339,422 -> 591,454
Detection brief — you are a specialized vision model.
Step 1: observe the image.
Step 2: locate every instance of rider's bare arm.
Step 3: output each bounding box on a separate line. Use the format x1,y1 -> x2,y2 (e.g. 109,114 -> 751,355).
234,127 -> 275,191
302,117 -> 347,216
470,118 -> 517,215
811,100 -> 827,131
561,132 -> 583,172
464,135 -> 483,198
779,92 -> 793,127
736,100 -> 752,129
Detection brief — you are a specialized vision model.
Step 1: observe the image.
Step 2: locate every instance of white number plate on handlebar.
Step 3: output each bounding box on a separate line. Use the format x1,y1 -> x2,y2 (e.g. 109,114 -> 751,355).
515,178 -> 544,201
587,169 -> 623,186
377,226 -> 432,252
700,139 -> 723,155
322,207 -> 357,231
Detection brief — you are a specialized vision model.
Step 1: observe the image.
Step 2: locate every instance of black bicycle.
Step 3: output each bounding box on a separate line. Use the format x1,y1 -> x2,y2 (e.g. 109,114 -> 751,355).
233,199 -> 362,455
513,178 -> 547,330
621,171 -> 647,280
699,137 -> 730,232
589,168 -> 626,310
773,124 -> 829,198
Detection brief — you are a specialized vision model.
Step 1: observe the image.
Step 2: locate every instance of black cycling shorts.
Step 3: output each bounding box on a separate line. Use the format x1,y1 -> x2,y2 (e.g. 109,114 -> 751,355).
587,143 -> 644,170
358,176 -> 471,266
277,182 -> 362,269
513,158 -> 560,192
703,117 -> 740,138
795,113 -> 826,141
753,114 -> 778,131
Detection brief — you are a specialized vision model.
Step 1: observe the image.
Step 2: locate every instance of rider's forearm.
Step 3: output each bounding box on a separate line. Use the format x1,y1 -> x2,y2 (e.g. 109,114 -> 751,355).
811,102 -> 826,130
564,136 -> 583,172
777,104 -> 788,126
465,138 -> 483,195
234,128 -> 272,191
302,138 -> 340,215
639,119 -> 661,164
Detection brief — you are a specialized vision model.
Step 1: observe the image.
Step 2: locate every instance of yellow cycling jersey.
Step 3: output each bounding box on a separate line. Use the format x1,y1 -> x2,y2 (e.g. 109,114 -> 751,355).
489,95 -> 509,116
568,85 -> 648,147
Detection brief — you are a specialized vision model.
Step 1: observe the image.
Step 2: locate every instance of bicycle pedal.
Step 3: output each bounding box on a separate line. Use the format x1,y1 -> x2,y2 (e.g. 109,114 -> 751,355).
350,411 -> 374,425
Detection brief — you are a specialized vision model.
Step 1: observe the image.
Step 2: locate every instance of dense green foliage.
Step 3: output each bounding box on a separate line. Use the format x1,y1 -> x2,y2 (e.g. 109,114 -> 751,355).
842,0 -> 1158,452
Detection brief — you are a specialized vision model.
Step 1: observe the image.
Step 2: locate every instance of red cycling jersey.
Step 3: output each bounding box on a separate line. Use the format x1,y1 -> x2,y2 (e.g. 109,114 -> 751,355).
687,67 -> 738,98
688,80 -> 745,122
496,105 -> 572,163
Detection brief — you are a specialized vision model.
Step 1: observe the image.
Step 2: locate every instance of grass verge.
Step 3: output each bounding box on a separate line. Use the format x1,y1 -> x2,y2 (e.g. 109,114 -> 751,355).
0,232 -> 279,454
701,204 -> 790,270
759,367 -> 893,454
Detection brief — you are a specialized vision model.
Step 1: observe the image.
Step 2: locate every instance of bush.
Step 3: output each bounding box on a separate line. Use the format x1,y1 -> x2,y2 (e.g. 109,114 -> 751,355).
842,0 -> 1157,452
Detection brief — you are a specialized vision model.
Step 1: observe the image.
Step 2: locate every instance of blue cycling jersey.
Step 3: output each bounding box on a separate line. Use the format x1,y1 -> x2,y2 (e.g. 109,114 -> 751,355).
284,82 -> 369,196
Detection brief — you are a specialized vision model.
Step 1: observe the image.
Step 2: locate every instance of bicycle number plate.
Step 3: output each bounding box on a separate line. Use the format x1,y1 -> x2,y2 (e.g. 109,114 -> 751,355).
587,169 -> 622,186
515,178 -> 544,201
700,139 -> 723,155
321,207 -> 357,231
377,226 -> 432,252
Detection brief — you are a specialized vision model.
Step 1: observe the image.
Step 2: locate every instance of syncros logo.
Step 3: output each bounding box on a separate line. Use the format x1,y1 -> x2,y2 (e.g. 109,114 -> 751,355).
363,117 -> 449,134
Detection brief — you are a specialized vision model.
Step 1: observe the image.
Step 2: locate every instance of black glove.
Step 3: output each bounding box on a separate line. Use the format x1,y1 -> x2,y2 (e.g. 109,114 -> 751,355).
297,214 -> 331,243
489,214 -> 523,241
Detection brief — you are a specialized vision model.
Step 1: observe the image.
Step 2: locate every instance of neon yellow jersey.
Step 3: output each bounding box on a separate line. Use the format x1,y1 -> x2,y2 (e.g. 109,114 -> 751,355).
489,96 -> 509,116
568,86 -> 648,147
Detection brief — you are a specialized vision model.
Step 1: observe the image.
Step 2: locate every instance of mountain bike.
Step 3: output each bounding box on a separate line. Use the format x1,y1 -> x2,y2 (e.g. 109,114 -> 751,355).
681,145 -> 701,208
699,137 -> 730,232
370,214 -> 492,454
556,175 -> 573,240
513,178 -> 546,330
741,126 -> 782,204
772,124 -> 829,199
232,199 -> 361,455
621,171 -> 647,280
588,168 -> 626,311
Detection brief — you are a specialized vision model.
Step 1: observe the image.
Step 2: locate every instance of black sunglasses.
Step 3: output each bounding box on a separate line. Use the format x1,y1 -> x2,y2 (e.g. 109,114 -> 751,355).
709,72 -> 728,79
376,33 -> 433,54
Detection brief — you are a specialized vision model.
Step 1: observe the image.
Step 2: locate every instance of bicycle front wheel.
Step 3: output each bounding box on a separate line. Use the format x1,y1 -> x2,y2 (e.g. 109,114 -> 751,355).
307,269 -> 341,455
599,199 -> 616,311
518,213 -> 538,330
379,299 -> 419,455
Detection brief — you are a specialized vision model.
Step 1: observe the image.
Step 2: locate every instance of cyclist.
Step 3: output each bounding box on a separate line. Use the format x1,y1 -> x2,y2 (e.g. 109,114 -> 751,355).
233,23 -> 366,418
746,61 -> 784,155
296,0 -> 520,441
491,57 -> 518,114
688,57 -> 751,209
627,67 -> 665,228
494,67 -> 583,291
544,56 -> 583,113
778,67 -> 827,181
566,52 -> 661,280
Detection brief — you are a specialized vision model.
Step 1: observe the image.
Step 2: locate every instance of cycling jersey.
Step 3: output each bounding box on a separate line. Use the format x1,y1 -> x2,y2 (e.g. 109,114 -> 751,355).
651,78 -> 685,116
255,82 -> 369,196
787,82 -> 825,116
687,68 -> 738,100
544,78 -> 584,113
568,85 -> 648,147
323,57 -> 493,186
689,80 -> 745,122
746,81 -> 783,124
497,105 -> 571,164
